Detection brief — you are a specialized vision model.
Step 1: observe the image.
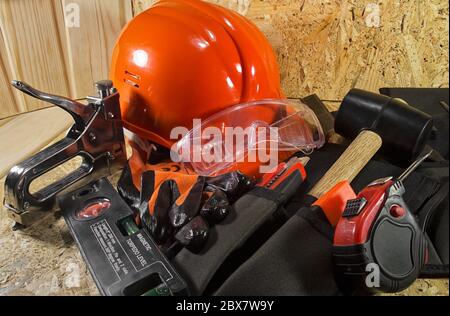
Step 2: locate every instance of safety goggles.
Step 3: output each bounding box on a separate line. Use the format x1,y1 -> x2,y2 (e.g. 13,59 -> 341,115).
173,99 -> 325,178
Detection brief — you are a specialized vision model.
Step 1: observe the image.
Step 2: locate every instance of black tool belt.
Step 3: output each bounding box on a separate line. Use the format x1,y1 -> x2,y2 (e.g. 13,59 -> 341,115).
208,145 -> 449,296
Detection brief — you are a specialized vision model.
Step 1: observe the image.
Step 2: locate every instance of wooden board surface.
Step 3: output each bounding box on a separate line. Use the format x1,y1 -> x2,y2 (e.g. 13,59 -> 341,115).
0,0 -> 132,119
62,0 -> 132,98
0,0 -> 71,112
133,0 -> 449,100
0,24 -> 20,118
0,107 -> 72,178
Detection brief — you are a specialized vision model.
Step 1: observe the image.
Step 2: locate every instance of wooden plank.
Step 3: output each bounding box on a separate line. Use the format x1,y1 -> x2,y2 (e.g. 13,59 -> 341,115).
53,0 -> 77,98
0,107 -> 72,178
0,117 -> 14,128
0,0 -> 132,118
0,25 -> 20,118
132,0 -> 153,14
133,0 -> 449,100
0,0 -> 71,112
62,0 -> 133,99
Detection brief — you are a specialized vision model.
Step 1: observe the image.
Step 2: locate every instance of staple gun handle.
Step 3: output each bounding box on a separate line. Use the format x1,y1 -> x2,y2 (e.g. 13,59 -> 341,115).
3,138 -> 94,216
11,80 -> 96,133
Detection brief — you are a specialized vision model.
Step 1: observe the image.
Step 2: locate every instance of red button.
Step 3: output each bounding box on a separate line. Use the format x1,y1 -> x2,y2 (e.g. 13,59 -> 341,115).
390,205 -> 406,218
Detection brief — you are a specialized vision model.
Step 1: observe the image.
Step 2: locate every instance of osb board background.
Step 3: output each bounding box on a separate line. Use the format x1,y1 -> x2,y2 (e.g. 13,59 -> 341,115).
133,0 -> 449,101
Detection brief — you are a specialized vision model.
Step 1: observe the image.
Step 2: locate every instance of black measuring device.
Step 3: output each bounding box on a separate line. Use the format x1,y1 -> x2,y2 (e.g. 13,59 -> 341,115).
59,178 -> 189,296
333,151 -> 433,293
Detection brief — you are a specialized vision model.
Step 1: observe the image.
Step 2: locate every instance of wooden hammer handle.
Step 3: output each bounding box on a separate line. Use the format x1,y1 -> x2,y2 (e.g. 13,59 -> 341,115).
309,130 -> 382,199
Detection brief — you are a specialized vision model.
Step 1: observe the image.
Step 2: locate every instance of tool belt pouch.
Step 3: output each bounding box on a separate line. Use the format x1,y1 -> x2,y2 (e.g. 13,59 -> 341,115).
214,205 -> 341,296
214,172 -> 448,296
379,88 -> 449,275
172,187 -> 286,295
213,149 -> 449,296
415,162 -> 449,276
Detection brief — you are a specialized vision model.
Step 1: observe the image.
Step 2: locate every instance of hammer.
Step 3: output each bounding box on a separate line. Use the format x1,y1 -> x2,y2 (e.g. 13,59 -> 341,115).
335,89 -> 434,165
310,89 -> 434,225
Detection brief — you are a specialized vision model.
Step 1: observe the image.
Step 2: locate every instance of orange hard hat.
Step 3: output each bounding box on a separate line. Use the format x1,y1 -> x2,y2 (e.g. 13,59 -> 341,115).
110,0 -> 283,148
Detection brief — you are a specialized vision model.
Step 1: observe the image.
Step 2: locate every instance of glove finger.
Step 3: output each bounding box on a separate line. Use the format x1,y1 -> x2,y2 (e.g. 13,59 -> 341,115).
206,171 -> 254,203
200,187 -> 232,224
140,171 -> 174,243
117,163 -> 141,216
169,176 -> 205,228
174,216 -> 209,253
